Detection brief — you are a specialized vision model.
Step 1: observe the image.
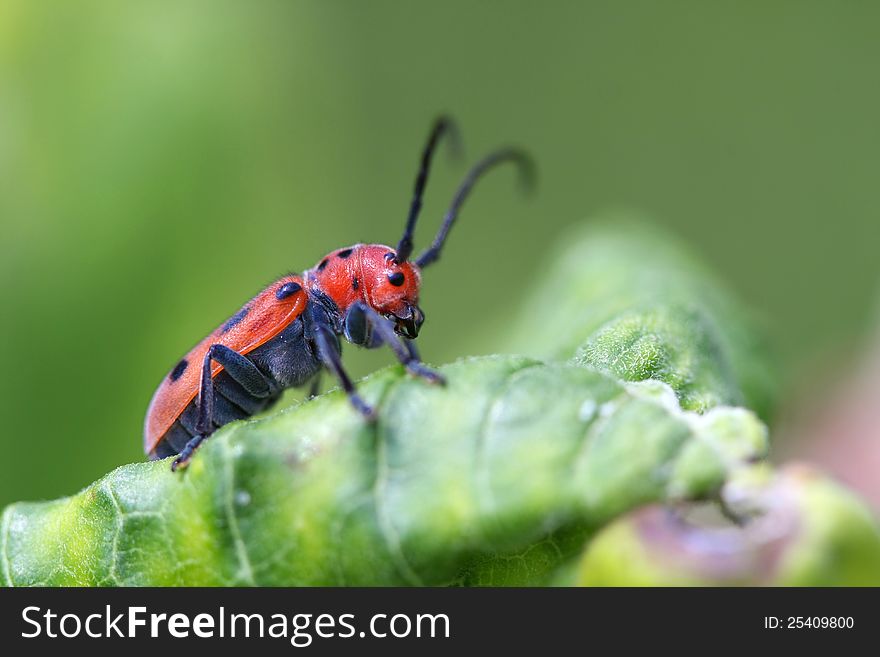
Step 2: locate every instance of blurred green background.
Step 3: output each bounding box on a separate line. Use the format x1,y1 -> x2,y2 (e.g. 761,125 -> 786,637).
1,1 -> 879,508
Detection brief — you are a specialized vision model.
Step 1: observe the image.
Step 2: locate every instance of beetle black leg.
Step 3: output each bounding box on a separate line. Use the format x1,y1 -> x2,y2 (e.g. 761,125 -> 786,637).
172,434 -> 205,472
171,344 -> 273,471
307,373 -> 322,399
404,338 -> 420,362
348,302 -> 445,384
309,310 -> 376,420
207,344 -> 273,399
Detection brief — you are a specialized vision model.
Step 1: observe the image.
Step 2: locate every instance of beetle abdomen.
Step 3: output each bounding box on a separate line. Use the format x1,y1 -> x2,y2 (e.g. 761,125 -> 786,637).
148,317 -> 321,460
144,275 -> 309,455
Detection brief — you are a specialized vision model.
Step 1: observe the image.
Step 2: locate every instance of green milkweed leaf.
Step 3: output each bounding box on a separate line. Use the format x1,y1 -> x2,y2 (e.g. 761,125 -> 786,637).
1,360 -> 767,586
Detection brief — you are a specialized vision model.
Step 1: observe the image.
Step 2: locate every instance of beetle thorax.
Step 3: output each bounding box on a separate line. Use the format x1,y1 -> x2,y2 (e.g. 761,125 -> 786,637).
307,244 -> 421,319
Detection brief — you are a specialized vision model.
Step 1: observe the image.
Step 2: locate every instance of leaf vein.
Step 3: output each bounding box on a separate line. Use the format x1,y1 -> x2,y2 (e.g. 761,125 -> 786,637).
474,362 -> 544,519
572,390 -> 630,480
373,375 -> 423,586
1,505 -> 14,587
103,484 -> 124,586
222,439 -> 257,586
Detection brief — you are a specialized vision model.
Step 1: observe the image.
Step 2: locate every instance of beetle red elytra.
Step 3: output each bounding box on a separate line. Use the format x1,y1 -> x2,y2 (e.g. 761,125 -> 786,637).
144,117 -> 533,471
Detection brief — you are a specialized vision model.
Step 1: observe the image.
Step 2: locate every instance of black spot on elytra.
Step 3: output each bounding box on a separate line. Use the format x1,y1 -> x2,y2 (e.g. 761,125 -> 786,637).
169,359 -> 188,382
276,281 -> 302,300
388,272 -> 405,286
222,305 -> 250,332
352,277 -> 359,291
337,248 -> 353,259
318,259 -> 329,271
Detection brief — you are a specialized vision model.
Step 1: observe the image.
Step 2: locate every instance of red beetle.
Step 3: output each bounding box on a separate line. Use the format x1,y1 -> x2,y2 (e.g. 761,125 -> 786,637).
144,118 -> 532,470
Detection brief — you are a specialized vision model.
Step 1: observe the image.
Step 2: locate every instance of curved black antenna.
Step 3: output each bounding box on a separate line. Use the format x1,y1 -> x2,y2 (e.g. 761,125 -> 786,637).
415,148 -> 535,269
395,116 -> 461,262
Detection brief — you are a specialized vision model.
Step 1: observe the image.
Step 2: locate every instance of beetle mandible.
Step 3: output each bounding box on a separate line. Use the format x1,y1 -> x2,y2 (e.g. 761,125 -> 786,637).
144,117 -> 533,470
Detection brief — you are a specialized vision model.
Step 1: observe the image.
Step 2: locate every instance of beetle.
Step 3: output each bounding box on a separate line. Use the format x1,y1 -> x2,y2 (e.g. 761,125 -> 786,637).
144,117 -> 533,471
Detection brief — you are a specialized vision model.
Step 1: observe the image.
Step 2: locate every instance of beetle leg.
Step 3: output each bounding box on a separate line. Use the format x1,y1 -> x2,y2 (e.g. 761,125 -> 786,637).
207,344 -> 273,398
403,337 -> 420,362
309,308 -> 376,420
351,301 -> 445,384
307,372 -> 322,399
171,344 -> 272,471
172,434 -> 206,472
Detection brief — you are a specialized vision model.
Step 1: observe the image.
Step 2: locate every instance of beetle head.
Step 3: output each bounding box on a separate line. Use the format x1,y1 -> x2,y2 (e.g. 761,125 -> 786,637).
360,245 -> 424,338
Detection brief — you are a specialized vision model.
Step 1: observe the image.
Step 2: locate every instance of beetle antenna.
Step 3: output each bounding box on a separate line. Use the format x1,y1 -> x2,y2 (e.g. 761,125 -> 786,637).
415,148 -> 535,269
396,116 -> 461,263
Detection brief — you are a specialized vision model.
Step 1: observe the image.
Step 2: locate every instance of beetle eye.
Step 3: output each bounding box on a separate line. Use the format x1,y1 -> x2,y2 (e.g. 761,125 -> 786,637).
388,272 -> 405,286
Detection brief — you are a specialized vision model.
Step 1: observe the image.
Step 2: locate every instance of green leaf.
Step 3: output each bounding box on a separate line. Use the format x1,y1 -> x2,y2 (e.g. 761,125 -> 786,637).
1,361 -> 768,586
502,215 -> 777,418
